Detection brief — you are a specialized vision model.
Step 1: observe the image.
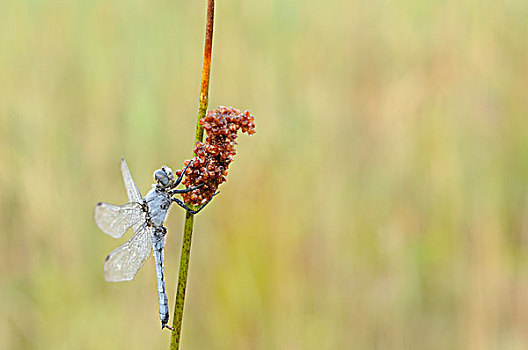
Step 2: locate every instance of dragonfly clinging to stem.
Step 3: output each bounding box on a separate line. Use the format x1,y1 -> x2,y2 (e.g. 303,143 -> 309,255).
94,158 -> 214,329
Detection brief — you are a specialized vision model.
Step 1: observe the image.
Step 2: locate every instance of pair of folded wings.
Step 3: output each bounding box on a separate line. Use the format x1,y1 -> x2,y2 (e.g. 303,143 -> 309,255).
94,159 -> 153,282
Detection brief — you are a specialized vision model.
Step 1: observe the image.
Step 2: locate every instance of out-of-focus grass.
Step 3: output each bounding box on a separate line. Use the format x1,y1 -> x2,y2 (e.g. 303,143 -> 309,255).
1,0 -> 527,349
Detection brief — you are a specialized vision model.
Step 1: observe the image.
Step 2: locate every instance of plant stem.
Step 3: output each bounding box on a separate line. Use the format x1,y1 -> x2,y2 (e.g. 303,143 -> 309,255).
169,0 -> 215,349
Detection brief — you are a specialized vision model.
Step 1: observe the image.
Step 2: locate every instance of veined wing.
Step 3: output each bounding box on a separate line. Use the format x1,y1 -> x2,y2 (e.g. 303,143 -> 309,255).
94,202 -> 143,238
121,158 -> 142,204
104,223 -> 152,282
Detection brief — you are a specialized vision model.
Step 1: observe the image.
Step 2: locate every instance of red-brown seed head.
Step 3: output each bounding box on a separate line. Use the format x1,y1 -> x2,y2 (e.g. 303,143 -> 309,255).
178,106 -> 256,205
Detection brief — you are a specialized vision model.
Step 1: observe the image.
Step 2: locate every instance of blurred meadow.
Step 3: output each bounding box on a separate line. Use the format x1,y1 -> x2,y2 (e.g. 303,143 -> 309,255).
1,0 -> 528,349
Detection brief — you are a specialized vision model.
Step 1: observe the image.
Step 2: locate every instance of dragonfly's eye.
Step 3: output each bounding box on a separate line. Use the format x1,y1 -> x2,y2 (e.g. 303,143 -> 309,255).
161,165 -> 175,182
154,169 -> 170,186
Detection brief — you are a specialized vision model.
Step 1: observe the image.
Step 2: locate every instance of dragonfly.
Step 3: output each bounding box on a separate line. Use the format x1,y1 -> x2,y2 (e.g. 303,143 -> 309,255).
94,158 -> 212,329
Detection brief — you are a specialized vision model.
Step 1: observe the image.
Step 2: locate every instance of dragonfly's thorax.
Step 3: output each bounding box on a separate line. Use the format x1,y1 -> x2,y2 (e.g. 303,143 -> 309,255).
144,188 -> 171,227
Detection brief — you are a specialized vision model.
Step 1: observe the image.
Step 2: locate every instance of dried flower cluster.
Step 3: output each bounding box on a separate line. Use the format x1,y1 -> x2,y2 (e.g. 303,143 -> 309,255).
176,106 -> 256,205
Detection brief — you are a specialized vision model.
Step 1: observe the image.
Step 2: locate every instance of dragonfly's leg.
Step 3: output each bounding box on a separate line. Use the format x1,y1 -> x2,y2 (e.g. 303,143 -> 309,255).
170,183 -> 204,195
172,198 -> 198,214
173,160 -> 194,187
172,192 -> 219,215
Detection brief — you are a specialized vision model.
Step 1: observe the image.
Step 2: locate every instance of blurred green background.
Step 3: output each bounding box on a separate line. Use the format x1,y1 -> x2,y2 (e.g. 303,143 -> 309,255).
1,0 -> 527,349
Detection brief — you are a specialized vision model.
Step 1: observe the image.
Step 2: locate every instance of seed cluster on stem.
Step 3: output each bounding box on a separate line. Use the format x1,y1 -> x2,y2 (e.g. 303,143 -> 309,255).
176,106 -> 256,205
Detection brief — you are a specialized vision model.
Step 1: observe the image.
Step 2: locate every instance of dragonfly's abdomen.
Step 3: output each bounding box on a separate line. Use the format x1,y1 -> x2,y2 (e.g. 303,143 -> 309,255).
151,230 -> 170,328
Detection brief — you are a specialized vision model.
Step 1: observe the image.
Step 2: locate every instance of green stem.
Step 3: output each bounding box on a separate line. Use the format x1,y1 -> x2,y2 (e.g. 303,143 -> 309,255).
169,0 -> 215,349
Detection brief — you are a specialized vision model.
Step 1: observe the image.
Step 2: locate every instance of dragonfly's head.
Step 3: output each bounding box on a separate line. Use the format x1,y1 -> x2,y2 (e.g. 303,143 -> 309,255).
154,165 -> 175,189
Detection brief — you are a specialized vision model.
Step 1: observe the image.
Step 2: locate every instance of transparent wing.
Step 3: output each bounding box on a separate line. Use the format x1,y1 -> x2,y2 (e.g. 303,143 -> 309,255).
121,158 -> 142,203
94,202 -> 144,238
104,223 -> 153,282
